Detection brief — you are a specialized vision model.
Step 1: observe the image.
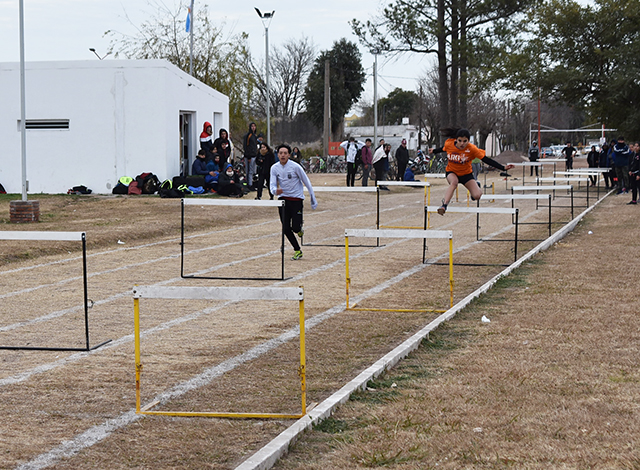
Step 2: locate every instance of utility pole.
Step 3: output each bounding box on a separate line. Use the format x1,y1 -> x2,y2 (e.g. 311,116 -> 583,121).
373,53 -> 378,147
323,59 -> 331,160
418,85 -> 423,150
188,0 -> 194,76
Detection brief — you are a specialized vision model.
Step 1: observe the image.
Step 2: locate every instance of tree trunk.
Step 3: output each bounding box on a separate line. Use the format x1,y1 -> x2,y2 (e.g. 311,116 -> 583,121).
459,1 -> 468,128
450,0 -> 459,127
437,0 -> 449,143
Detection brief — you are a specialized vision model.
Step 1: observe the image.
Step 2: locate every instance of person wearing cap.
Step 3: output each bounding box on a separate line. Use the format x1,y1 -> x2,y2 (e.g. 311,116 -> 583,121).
395,139 -> 410,181
528,140 -> 540,176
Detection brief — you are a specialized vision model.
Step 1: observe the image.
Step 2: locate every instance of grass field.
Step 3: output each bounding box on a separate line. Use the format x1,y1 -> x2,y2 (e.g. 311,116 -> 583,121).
1,168 -> 631,469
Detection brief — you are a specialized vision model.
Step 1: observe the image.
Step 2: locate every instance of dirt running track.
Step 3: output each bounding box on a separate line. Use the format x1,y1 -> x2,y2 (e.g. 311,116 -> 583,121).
0,169 -> 600,469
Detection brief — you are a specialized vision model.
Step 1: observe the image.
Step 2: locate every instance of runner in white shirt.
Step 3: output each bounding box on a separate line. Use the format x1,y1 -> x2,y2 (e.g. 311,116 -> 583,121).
270,144 -> 318,260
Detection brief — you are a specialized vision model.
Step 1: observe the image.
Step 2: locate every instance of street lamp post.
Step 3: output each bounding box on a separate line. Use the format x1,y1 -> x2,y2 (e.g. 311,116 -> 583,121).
255,8 -> 275,147
89,48 -> 111,60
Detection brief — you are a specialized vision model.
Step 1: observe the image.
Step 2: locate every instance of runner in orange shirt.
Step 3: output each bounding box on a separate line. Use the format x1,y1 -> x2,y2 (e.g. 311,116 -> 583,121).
429,128 -> 514,215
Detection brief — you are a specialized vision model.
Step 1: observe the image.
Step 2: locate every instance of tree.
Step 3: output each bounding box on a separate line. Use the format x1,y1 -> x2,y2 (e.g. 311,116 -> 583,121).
491,0 -> 640,137
304,39 -> 366,139
106,1 -> 253,137
249,37 -> 317,120
351,0 -> 534,135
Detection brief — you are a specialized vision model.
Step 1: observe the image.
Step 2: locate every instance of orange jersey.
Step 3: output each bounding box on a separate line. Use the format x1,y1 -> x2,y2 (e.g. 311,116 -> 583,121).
443,139 -> 486,175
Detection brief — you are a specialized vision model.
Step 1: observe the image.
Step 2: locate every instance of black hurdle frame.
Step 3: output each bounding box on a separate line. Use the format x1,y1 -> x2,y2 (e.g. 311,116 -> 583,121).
423,206 -> 520,266
180,199 -> 289,281
301,187 -> 381,248
0,233 -> 112,352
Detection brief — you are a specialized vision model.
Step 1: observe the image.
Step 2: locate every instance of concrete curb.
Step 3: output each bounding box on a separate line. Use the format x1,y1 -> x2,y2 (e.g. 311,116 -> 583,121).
235,193 -> 608,470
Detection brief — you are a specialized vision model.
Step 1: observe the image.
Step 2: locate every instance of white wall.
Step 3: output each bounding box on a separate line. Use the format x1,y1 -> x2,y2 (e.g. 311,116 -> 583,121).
0,59 -> 228,194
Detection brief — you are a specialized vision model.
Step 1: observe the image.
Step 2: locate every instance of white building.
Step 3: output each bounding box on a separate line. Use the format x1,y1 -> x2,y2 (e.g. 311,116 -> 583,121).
0,59 -> 229,194
345,120 -> 421,156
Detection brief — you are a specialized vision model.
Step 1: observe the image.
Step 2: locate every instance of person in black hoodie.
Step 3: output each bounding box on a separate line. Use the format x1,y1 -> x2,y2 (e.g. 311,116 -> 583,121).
395,139 -> 410,181
255,142 -> 276,200
242,122 -> 259,190
612,136 -> 630,194
217,164 -> 244,197
213,128 -> 232,165
628,142 -> 640,204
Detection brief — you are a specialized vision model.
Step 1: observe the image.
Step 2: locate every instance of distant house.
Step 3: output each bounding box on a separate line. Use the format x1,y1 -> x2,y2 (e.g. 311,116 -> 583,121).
0,59 -> 229,194
345,121 -> 421,156
344,113 -> 360,127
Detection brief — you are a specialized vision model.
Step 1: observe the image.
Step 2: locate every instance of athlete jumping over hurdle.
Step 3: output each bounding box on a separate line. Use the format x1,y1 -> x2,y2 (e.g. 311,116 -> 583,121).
430,128 -> 515,215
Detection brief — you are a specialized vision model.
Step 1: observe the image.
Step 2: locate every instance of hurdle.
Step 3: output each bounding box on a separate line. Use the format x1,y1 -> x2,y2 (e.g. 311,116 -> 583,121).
512,184 -> 575,220
0,231 -> 111,351
376,181 -> 430,229
133,285 -> 307,419
344,228 -> 454,313
483,194 -> 552,237
181,198 -> 287,281
537,176 -> 590,207
508,162 -> 545,186
301,186 -> 379,247
425,205 -> 520,262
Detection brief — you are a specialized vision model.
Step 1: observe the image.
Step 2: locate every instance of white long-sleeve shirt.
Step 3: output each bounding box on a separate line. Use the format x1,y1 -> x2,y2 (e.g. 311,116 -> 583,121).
340,140 -> 366,163
372,146 -> 389,164
270,159 -> 318,209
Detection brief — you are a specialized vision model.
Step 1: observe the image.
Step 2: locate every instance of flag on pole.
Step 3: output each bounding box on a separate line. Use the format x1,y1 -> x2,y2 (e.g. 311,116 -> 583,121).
186,7 -> 191,32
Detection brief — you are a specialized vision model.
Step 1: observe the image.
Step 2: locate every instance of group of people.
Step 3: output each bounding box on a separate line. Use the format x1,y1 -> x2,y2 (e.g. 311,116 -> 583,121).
339,137 -> 415,188
528,137 -> 640,203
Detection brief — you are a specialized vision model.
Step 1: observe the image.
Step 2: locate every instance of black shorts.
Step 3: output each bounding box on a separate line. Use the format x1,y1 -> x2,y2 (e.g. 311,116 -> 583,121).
446,171 -> 475,185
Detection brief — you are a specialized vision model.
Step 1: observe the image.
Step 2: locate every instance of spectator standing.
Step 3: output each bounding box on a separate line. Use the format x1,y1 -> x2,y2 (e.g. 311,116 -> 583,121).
612,136 -> 630,194
373,143 -> 391,190
528,141 -> 540,176
586,145 -> 599,186
242,122 -> 259,190
200,122 -> 215,162
628,142 -> 640,204
361,138 -> 373,187
340,137 -> 366,187
255,142 -> 276,200
599,143 -> 613,189
395,139 -> 410,181
561,141 -> 577,171
270,144 -> 318,261
291,147 -> 303,163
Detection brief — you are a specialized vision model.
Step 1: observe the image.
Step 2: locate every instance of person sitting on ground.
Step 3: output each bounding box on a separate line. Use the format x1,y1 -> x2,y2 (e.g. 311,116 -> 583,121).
205,154 -> 222,192
191,149 -> 209,176
429,128 -> 515,215
403,165 -> 417,181
217,164 -> 244,197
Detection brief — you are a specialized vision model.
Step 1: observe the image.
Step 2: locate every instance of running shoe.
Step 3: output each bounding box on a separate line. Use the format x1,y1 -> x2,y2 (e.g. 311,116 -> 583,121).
437,199 -> 447,216
297,229 -> 304,238
291,250 -> 303,260
628,200 -> 637,205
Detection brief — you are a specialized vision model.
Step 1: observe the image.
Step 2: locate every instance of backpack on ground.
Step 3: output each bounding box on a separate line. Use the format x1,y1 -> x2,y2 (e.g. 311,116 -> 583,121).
159,179 -> 186,198
0,183 -> 6,194
135,172 -> 161,194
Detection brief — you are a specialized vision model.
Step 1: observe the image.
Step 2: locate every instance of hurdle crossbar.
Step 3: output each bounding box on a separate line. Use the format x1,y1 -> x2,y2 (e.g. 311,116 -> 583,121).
376,181 -> 430,229
0,231 -> 111,351
425,205 -> 520,262
133,285 -> 307,419
508,162 -> 545,186
301,186 -> 380,247
512,184 -> 575,219
344,228 -> 454,313
485,193 -> 553,236
181,198 -> 288,281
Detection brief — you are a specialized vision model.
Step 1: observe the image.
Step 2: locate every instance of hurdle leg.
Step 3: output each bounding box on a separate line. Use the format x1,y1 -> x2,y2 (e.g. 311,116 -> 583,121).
514,209 -> 519,262
571,187 -> 574,219
298,297 -> 307,415
345,236 -> 351,308
134,297 -> 142,414
82,234 -> 90,351
180,199 -> 186,278
548,195 -> 552,236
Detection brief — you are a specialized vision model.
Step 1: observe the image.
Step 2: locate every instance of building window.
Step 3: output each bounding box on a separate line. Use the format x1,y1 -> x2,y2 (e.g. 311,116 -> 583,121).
17,119 -> 70,130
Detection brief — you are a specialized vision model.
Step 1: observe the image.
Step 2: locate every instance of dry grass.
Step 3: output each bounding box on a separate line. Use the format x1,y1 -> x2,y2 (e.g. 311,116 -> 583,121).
0,170 -> 627,469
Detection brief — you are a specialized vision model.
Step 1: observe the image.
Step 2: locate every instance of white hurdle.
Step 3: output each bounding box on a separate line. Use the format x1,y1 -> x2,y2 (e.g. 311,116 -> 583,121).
512,184 -> 576,219
376,181 -> 431,229
180,198 -> 287,281
344,228 -> 454,312
482,193 -> 553,236
303,186 -> 379,247
0,231 -> 111,351
508,161 -> 546,185
425,205 -> 520,261
132,285 -> 307,420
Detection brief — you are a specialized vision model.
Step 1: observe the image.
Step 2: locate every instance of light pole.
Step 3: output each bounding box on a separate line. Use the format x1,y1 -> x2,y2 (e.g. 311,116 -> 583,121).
89,48 -> 111,60
255,8 -> 274,147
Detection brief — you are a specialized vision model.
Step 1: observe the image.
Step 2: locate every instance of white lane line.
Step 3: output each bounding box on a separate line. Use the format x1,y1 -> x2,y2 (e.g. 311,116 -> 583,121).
12,212 -> 529,470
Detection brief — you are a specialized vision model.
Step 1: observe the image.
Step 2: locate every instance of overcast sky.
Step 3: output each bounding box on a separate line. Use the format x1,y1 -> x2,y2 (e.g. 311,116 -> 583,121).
0,0 -> 436,106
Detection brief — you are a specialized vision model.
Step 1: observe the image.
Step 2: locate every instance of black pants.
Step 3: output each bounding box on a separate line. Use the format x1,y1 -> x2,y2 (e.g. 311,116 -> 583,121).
278,199 -> 303,251
217,182 -> 243,196
346,162 -> 356,187
529,157 -> 539,176
631,174 -> 640,201
397,160 -> 408,181
373,160 -> 385,185
603,169 -> 615,188
566,158 -> 573,170
256,170 -> 272,199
